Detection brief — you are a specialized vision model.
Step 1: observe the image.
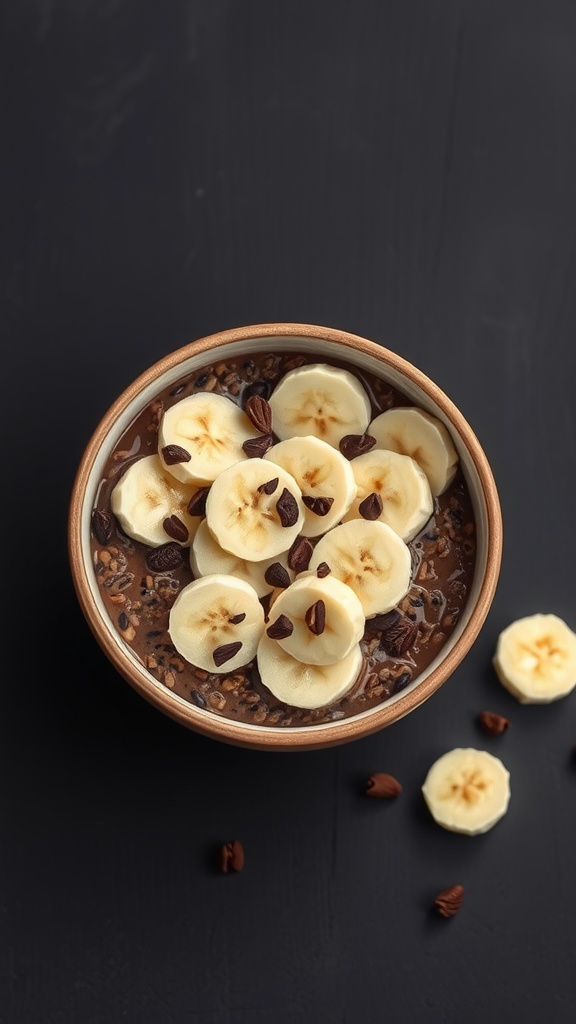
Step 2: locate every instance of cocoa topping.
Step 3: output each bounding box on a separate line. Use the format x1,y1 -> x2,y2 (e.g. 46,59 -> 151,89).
161,444 -> 191,465
276,488 -> 299,527
258,477 -> 279,495
264,562 -> 291,589
91,508 -> 114,545
288,537 -> 313,573
162,515 -> 189,543
146,542 -> 185,573
305,600 -> 326,636
213,641 -> 243,668
359,491 -> 383,520
242,434 -> 274,458
187,487 -> 210,517
339,433 -> 377,459
302,495 -> 334,516
266,615 -> 294,640
244,394 -> 272,434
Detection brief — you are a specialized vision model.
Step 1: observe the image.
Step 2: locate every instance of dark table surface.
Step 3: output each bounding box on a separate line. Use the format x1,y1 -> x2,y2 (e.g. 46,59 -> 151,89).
3,2 -> 576,1022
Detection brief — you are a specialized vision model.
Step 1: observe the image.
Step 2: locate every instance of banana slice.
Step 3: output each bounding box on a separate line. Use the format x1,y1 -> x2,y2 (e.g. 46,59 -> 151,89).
205,458 -> 304,561
422,748 -> 511,835
268,363 -> 371,449
368,407 -> 458,497
265,575 -> 365,665
493,613 -> 576,703
257,631 -> 362,710
110,454 -> 202,547
306,519 -> 411,617
190,519 -> 293,598
168,573 -> 265,673
158,393 -> 255,486
342,449 -> 433,541
264,435 -> 357,537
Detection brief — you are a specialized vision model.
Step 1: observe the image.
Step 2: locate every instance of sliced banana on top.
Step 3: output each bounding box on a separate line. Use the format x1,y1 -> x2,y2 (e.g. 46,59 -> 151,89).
110,454 -> 202,547
265,575 -> 365,665
264,435 -> 357,537
307,519 -> 411,617
368,407 -> 458,497
257,631 -> 362,710
190,519 -> 293,598
268,363 -> 371,449
342,449 -> 433,541
422,748 -> 511,835
168,573 -> 265,674
493,613 -> 576,703
205,458 -> 304,561
158,393 -> 255,486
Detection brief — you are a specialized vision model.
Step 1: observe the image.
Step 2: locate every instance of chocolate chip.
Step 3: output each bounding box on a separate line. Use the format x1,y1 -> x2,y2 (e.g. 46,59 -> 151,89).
244,394 -> 272,434
379,614 -> 418,657
305,600 -> 325,635
190,689 -> 207,708
359,491 -> 383,520
213,641 -> 243,668
219,839 -> 245,873
393,671 -> 412,693
91,508 -> 114,545
187,487 -> 210,517
276,488 -> 299,527
229,613 -> 246,624
161,444 -> 192,465
258,477 -> 279,495
365,773 -> 403,798
266,614 -> 294,640
477,710 -> 510,736
244,379 -> 271,401
288,537 -> 313,573
364,610 -> 401,637
316,562 -> 331,578
302,495 -> 334,516
162,515 -> 189,543
146,542 -> 185,573
242,434 -> 274,457
339,433 -> 377,459
264,562 -> 291,589
433,884 -> 464,919
118,611 -> 129,631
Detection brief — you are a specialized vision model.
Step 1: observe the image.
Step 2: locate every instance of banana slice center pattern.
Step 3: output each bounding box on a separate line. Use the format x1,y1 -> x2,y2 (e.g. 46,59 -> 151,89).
439,769 -> 491,807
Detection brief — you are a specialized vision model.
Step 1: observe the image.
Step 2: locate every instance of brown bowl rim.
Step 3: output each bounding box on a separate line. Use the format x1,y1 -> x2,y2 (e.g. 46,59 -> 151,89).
68,322 -> 503,751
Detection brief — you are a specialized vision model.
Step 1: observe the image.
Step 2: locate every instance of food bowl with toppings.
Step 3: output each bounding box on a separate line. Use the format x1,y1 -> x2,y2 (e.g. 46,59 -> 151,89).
68,323 -> 502,750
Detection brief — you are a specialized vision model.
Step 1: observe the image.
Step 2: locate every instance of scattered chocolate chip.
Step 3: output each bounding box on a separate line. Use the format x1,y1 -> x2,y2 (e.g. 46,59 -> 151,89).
161,444 -> 192,465
219,839 -> 245,873
305,599 -> 325,635
213,641 -> 243,668
288,536 -> 313,573
477,710 -> 510,736
339,433 -> 377,459
393,671 -> 412,693
229,613 -> 246,624
146,542 -> 185,573
359,491 -> 383,520
302,495 -> 334,516
316,561 -> 331,578
365,773 -> 403,798
187,487 -> 210,517
244,379 -> 271,401
264,562 -> 291,589
190,689 -> 207,708
244,394 -> 273,434
379,614 -> 418,657
242,434 -> 274,458
434,884 -> 464,919
258,477 -> 279,495
91,508 -> 114,545
364,610 -> 401,637
118,611 -> 129,631
266,615 -> 294,640
276,488 -> 299,527
163,515 -> 189,543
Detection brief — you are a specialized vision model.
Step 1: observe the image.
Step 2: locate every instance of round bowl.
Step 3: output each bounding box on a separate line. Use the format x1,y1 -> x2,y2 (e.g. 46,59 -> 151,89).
68,323 -> 502,751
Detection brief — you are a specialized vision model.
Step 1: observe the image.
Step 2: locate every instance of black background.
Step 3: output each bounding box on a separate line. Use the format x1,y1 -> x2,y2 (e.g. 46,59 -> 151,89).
2,2 -> 576,1022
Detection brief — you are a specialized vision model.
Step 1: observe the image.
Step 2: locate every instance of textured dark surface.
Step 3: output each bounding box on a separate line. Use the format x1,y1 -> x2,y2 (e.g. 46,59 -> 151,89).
2,2 -> 576,1022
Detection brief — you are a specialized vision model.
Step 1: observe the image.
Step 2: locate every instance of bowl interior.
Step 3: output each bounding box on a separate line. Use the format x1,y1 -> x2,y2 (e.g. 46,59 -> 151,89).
70,325 -> 502,750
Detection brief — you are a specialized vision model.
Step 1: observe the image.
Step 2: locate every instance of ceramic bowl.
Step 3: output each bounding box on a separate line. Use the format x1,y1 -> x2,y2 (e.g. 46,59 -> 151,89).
68,323 -> 502,750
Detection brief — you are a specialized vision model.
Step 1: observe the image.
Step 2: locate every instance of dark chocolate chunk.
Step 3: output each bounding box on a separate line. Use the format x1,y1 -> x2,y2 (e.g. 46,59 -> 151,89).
305,600 -> 326,635
477,710 -> 510,736
258,477 -> 279,495
244,394 -> 272,434
187,487 -> 210,517
339,433 -> 377,459
161,444 -> 192,465
229,613 -> 246,625
162,515 -> 189,543
244,379 -> 271,401
118,611 -> 129,631
359,491 -> 383,520
316,562 -> 331,578
302,495 -> 334,516
276,488 -> 299,527
266,615 -> 294,640
288,537 -> 313,573
146,542 -> 185,573
219,839 -> 245,873
213,641 -> 243,668
242,434 -> 274,458
190,689 -> 207,708
379,614 -> 418,657
264,562 -> 291,589
91,508 -> 114,545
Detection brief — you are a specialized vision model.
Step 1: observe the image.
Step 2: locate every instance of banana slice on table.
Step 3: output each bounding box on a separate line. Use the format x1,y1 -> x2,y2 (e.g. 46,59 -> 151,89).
493,613 -> 576,703
205,458 -> 304,561
168,573 -> 265,673
190,519 -> 293,598
158,393 -> 255,486
306,519 -> 411,617
368,407 -> 458,497
265,574 -> 365,665
422,748 -> 511,835
264,435 -> 357,537
110,454 -> 202,547
268,363 -> 371,449
342,449 -> 433,541
257,631 -> 362,710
